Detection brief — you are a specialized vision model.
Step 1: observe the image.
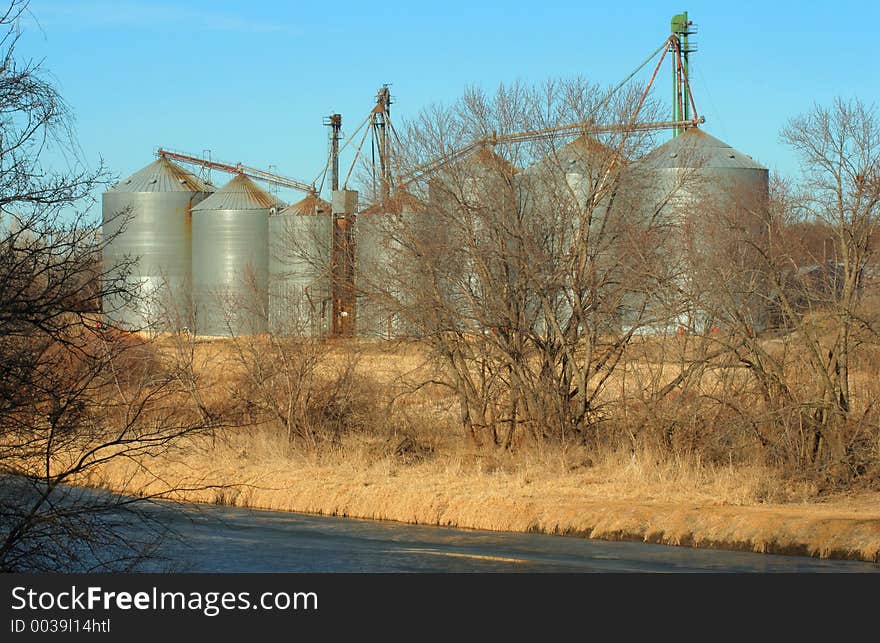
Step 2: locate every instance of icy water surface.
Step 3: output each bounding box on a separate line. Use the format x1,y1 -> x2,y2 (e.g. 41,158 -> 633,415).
140,502 -> 880,573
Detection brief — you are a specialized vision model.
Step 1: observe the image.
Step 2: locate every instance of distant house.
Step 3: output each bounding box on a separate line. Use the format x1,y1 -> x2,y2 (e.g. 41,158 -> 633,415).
795,261 -> 861,303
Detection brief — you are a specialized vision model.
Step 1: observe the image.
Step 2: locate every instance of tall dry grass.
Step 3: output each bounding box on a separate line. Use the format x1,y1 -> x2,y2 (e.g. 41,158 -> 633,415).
86,422 -> 880,562
72,334 -> 880,562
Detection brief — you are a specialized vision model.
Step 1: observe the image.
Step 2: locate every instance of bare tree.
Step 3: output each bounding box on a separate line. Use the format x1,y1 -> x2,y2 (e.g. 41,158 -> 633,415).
358,79 -> 681,450
356,80 -> 880,487
663,99 -> 880,481
0,0 -> 213,571
779,99 -> 880,427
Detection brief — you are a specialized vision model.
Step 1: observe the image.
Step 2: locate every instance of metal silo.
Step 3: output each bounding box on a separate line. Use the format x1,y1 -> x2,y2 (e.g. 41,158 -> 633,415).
517,134 -> 623,250
269,194 -> 332,336
102,157 -> 214,330
635,129 -> 768,209
625,128 -> 770,332
355,191 -> 427,339
516,135 -> 623,335
191,174 -> 284,336
424,148 -> 518,334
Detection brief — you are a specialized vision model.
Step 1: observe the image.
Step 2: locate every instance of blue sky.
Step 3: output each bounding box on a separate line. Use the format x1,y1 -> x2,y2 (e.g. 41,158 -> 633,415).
17,0 -> 880,213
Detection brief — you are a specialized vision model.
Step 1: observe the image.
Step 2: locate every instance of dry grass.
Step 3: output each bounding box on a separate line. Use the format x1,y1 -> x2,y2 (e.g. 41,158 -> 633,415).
73,335 -> 880,563
81,423 -> 880,563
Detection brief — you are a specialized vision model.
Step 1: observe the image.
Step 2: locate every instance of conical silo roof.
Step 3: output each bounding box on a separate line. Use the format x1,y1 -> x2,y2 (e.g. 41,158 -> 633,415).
279,193 -> 332,216
522,135 -> 624,175
360,190 -> 427,215
108,156 -> 215,193
464,146 -> 518,175
638,128 -> 766,171
193,174 -> 286,211
429,146 -> 517,194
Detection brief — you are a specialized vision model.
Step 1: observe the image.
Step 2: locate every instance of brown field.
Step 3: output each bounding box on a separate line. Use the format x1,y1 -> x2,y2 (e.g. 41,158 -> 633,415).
78,335 -> 880,564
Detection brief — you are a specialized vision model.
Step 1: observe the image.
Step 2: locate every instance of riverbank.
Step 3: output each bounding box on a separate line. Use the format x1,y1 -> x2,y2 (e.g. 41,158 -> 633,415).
63,336 -> 879,565
85,429 -> 880,564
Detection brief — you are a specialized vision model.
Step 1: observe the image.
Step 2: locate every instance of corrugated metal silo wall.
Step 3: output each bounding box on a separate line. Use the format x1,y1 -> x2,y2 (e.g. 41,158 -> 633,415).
682,164 -> 769,331
425,166 -> 514,333
102,190 -> 206,330
514,150 -> 617,336
192,209 -> 269,336
355,212 -> 391,338
268,213 -> 332,336
355,210 -> 429,339
622,155 -> 770,334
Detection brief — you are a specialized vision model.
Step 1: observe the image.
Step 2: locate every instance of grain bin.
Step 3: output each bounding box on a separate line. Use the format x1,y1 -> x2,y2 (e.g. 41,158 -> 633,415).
635,129 -> 768,212
355,191 -> 427,338
425,147 -> 518,333
191,174 -> 284,336
624,128 -> 770,332
516,135 -> 623,334
101,157 -> 214,331
269,194 -> 332,336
